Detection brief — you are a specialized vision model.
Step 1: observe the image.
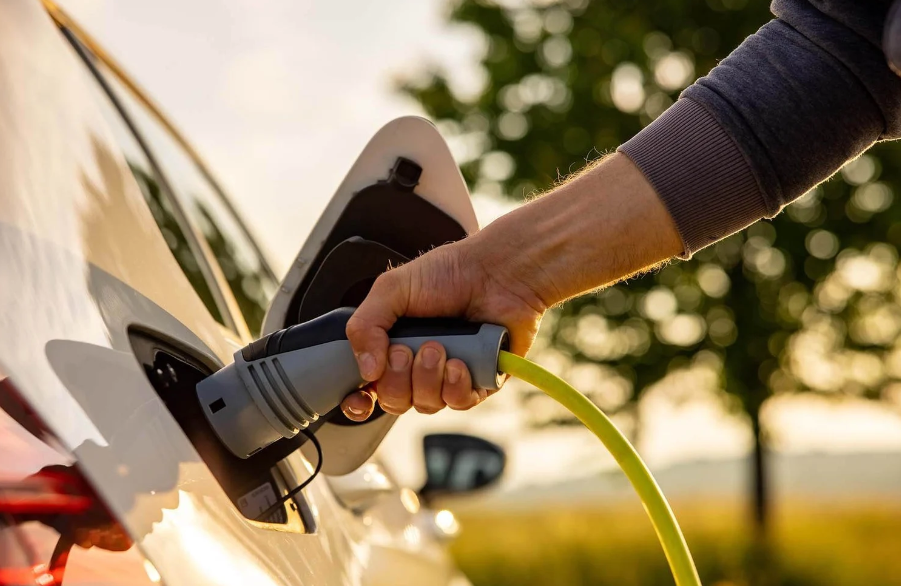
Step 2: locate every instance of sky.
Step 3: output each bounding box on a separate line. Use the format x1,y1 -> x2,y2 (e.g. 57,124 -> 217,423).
57,0 -> 901,489
58,0 -> 491,275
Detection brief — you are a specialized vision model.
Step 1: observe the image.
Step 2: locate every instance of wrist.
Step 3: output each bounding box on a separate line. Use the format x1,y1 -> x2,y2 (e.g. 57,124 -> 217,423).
465,206 -> 562,310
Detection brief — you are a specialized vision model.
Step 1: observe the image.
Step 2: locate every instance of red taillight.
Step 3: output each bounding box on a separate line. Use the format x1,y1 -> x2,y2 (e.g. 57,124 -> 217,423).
0,471 -> 92,516
0,378 -> 93,517
0,563 -> 58,586
0,376 -> 134,585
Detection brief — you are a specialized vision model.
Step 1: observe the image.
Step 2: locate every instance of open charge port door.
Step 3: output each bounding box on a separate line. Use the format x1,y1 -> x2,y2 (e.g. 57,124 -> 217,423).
260,117 -> 480,475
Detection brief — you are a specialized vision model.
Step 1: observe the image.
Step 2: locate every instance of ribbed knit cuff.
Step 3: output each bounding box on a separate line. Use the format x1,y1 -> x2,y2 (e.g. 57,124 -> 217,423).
618,99 -> 766,258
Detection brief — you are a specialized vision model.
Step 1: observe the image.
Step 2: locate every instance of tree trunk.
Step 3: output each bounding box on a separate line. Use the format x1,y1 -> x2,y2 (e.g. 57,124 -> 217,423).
745,412 -> 776,586
750,412 -> 769,537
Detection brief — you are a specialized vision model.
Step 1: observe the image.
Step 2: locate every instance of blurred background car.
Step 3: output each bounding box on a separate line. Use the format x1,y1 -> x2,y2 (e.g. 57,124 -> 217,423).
9,0 -> 901,585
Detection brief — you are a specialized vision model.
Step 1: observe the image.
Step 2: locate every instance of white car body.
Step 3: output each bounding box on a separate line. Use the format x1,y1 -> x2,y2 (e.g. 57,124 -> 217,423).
0,2 -> 482,585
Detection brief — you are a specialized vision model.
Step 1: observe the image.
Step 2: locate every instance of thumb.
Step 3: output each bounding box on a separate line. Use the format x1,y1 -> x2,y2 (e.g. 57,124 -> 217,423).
346,269 -> 410,381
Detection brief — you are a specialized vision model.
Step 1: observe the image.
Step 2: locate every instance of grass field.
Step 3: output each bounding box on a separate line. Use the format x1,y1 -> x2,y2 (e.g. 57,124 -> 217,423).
450,498 -> 901,586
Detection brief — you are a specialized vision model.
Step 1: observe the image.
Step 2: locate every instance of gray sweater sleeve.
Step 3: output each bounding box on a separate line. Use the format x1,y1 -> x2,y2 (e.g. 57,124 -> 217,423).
618,0 -> 901,257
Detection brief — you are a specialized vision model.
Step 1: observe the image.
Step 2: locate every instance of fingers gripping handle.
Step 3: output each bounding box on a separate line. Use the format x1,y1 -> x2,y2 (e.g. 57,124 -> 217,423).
197,307 -> 508,459
386,319 -> 509,391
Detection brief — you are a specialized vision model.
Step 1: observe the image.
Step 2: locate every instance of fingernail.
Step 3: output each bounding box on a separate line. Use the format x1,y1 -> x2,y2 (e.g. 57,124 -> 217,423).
389,349 -> 409,371
359,353 -> 377,379
446,365 -> 461,384
343,392 -> 372,417
422,347 -> 440,368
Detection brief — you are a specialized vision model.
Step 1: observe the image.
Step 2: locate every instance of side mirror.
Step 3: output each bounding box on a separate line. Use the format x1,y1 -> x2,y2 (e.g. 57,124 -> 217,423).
420,433 -> 505,500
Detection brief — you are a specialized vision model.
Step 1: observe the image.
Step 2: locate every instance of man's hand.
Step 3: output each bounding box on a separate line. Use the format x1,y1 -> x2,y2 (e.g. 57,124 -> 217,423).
340,153 -> 682,421
341,236 -> 549,421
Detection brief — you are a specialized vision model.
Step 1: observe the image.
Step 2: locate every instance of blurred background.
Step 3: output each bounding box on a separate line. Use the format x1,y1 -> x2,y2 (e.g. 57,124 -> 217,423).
60,0 -> 901,585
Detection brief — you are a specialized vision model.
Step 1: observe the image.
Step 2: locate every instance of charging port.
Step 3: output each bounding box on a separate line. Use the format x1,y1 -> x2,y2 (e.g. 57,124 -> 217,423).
128,328 -> 315,529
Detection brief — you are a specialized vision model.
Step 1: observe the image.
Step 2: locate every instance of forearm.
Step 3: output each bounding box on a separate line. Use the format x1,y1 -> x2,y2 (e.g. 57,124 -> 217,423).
621,0 -> 901,256
469,153 -> 681,307
343,154 -> 671,412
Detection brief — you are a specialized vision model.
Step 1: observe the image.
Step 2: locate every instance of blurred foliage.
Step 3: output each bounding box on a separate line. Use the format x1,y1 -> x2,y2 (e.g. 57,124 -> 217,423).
129,162 -> 226,325
102,55 -> 277,336
400,0 -> 901,528
451,500 -> 901,586
130,161 -> 275,335
403,0 -> 770,193
195,202 -> 274,335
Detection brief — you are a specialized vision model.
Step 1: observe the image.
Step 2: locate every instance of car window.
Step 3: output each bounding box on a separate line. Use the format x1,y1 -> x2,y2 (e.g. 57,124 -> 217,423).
93,66 -> 278,335
71,39 -> 228,327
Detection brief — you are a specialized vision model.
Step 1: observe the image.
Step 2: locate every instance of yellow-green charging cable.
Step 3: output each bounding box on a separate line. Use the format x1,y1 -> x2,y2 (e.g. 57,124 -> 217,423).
498,351 -> 702,586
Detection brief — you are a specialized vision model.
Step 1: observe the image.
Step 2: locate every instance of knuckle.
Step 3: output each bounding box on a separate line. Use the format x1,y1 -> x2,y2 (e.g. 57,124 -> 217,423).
371,270 -> 399,295
445,399 -> 471,411
344,317 -> 368,340
444,388 -> 476,410
381,403 -> 409,415
412,387 -> 444,408
378,382 -> 409,401
376,384 -> 411,411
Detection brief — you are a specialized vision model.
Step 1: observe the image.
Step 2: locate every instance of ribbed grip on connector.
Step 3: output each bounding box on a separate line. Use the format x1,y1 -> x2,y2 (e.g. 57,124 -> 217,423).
244,355 -> 319,431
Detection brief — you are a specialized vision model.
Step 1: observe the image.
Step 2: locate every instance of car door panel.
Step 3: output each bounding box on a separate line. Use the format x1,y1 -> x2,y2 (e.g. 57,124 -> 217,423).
5,3 -> 474,586
0,3 -> 362,584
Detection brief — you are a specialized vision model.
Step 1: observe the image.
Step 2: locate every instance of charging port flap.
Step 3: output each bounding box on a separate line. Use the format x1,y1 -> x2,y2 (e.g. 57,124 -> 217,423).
261,116 -> 479,475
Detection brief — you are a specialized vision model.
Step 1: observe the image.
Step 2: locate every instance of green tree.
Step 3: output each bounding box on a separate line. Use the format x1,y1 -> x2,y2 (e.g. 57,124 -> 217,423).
401,0 -> 901,536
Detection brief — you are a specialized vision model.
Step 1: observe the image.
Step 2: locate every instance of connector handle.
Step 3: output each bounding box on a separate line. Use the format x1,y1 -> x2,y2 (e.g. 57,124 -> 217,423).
198,308 -> 508,458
